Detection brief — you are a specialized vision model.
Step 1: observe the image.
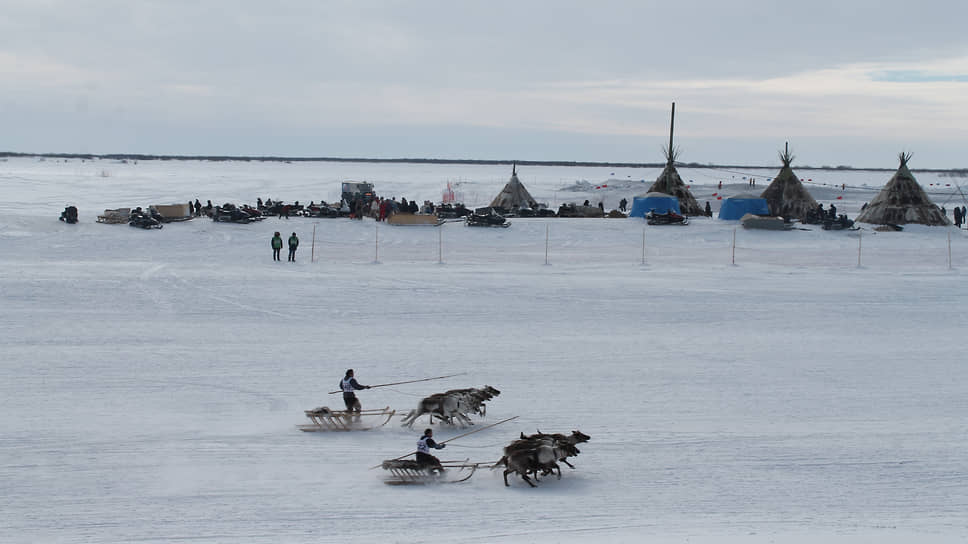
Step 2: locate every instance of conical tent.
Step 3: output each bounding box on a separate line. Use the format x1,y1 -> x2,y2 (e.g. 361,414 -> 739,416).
855,153 -> 949,226
645,102 -> 702,215
759,143 -> 818,220
490,164 -> 537,210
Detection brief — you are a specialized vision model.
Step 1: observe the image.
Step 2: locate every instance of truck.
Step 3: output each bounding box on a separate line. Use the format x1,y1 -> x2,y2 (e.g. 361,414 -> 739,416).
341,181 -> 375,205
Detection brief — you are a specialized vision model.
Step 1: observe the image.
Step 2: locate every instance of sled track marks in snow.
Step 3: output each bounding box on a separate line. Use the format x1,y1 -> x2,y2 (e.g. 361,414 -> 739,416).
138,263 -> 296,319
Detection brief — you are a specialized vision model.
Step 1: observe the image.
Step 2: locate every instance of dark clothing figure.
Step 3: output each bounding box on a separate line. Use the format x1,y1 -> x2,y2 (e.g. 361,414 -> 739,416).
704,201 -> 712,217
583,200 -> 590,206
619,198 -> 628,212
954,207 -> 962,228
287,233 -> 299,262
416,429 -> 446,472
598,201 -> 604,212
271,232 -> 283,261
340,370 -> 370,414
194,199 -> 201,216
60,205 -> 78,224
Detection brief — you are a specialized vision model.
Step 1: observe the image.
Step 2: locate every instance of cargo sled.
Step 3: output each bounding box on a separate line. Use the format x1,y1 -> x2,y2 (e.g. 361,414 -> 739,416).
297,406 -> 396,432
380,459 -> 485,485
387,213 -> 444,226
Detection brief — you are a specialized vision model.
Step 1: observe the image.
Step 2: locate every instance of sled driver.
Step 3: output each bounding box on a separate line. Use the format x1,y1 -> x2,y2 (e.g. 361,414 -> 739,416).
416,428 -> 446,473
340,369 -> 370,417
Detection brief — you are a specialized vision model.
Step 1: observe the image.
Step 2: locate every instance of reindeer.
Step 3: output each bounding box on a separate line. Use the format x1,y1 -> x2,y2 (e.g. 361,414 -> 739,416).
399,386 -> 501,428
495,443 -> 564,487
519,430 -> 590,468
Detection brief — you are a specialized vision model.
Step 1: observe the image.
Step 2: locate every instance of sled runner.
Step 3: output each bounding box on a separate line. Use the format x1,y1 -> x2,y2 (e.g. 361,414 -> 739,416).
380,459 -> 484,485
297,406 -> 396,432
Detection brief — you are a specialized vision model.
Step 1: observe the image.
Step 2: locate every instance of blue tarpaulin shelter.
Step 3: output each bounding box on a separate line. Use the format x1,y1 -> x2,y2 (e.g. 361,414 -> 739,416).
718,193 -> 770,220
630,192 -> 680,218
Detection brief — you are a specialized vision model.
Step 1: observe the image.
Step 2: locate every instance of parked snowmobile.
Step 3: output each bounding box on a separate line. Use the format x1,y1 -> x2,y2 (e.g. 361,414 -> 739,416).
128,208 -> 163,229
213,203 -> 264,223
822,215 -> 856,230
645,209 -> 689,225
466,208 -> 510,228
435,203 -> 471,219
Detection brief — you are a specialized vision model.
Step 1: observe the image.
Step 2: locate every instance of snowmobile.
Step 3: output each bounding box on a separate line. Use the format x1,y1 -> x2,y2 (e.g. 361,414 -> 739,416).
465,208 -> 510,228
213,204 -> 263,223
645,210 -> 689,225
822,215 -> 856,230
128,209 -> 163,229
435,203 -> 471,219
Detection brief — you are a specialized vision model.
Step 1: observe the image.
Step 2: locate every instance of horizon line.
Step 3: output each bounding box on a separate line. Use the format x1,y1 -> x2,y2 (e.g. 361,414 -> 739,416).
2,151 -> 965,173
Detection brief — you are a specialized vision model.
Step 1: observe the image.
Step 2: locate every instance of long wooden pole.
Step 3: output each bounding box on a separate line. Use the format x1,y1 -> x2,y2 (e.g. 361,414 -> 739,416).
372,415 -> 519,468
668,102 -> 675,165
327,372 -> 467,394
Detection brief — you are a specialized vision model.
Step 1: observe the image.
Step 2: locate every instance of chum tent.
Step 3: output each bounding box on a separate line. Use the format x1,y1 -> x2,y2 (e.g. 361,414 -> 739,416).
718,194 -> 770,220
645,102 -> 702,215
489,164 -> 537,210
629,192 -> 680,218
855,153 -> 949,226
759,143 -> 818,221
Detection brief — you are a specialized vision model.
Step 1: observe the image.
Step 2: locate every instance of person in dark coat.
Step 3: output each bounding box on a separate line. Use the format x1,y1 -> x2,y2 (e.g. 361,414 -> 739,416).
194,199 -> 201,216
619,198 -> 628,212
704,201 -> 712,217
271,232 -> 283,261
340,369 -> 370,417
416,428 -> 446,473
287,232 -> 299,262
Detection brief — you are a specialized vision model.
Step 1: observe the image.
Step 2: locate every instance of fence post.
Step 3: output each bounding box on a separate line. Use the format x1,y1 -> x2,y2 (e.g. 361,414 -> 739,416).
438,225 -> 444,265
731,228 -> 737,265
641,226 -> 646,266
374,224 -> 380,264
948,231 -> 952,270
857,231 -> 862,268
544,224 -> 550,266
311,223 -> 317,263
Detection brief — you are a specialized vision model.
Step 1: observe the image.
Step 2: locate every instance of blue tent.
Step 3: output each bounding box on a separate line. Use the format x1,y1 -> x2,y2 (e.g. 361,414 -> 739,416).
718,193 -> 770,220
630,192 -> 680,218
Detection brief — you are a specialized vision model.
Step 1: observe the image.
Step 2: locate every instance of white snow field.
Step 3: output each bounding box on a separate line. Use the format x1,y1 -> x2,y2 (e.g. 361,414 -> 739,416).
2,157 -> 968,543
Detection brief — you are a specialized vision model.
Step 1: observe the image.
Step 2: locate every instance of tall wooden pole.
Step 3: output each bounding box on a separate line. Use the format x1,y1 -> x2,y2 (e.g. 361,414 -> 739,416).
668,102 -> 676,166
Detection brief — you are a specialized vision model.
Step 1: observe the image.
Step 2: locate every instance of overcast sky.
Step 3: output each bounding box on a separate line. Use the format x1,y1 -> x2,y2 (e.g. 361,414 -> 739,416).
2,1 -> 967,167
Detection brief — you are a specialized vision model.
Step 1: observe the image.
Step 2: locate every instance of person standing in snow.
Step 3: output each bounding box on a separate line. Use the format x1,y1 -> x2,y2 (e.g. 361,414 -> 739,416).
287,232 -> 299,262
271,232 -> 283,261
416,428 -> 446,473
340,369 -> 370,416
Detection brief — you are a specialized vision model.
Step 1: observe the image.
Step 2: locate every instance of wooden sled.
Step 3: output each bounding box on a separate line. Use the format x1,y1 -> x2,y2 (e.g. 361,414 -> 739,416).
297,406 -> 396,432
380,459 -> 483,485
387,213 -> 444,226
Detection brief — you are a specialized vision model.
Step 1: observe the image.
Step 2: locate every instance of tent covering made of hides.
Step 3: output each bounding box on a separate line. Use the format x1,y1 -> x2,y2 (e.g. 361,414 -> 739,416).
489,165 -> 537,210
855,153 -> 949,226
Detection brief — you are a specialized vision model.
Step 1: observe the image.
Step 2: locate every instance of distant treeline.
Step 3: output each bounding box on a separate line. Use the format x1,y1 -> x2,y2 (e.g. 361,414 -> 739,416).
1,151 -> 965,174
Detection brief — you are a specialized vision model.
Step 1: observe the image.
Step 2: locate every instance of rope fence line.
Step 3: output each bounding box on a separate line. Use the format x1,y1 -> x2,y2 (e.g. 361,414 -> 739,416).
303,222 -> 967,271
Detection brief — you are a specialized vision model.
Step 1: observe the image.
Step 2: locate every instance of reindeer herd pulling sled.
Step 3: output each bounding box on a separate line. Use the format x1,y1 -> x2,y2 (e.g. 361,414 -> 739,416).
296,378 -> 592,487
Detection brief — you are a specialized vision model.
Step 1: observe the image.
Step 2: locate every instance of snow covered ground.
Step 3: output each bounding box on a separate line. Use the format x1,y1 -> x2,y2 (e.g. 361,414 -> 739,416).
2,157 -> 967,543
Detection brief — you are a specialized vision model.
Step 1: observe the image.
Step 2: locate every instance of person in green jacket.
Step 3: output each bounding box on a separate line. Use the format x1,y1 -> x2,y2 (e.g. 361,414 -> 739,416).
271,232 -> 283,261
287,232 -> 299,262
